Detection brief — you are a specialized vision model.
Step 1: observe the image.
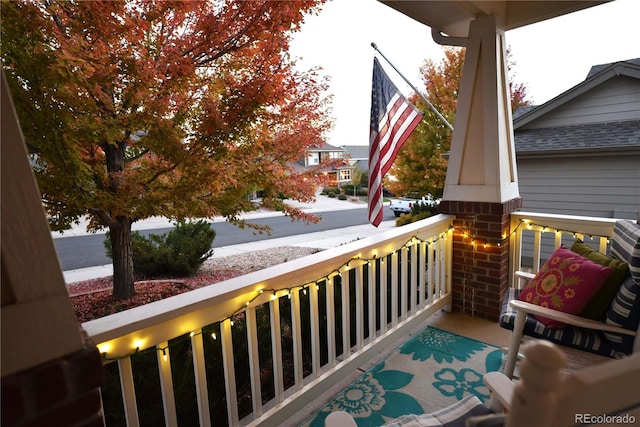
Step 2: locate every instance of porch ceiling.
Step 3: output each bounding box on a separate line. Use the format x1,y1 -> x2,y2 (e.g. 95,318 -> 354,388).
380,1 -> 609,37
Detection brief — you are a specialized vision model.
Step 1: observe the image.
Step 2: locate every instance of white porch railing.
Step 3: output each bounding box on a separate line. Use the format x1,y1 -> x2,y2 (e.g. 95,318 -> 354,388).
509,211 -> 619,288
83,214 -> 455,426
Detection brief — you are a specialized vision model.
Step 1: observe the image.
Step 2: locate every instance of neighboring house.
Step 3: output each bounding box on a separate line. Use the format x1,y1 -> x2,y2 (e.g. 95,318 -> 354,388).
514,58 -> 640,220
342,145 -> 369,172
297,142 -> 353,187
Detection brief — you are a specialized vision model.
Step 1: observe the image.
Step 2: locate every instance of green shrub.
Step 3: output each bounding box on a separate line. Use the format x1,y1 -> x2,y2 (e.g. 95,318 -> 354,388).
104,220 -> 215,277
395,211 -> 433,226
338,193 -> 347,200
323,186 -> 339,195
341,184 -> 355,195
327,191 -> 336,198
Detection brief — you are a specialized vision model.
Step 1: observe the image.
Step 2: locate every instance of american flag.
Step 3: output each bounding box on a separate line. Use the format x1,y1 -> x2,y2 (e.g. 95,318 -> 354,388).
368,58 -> 423,227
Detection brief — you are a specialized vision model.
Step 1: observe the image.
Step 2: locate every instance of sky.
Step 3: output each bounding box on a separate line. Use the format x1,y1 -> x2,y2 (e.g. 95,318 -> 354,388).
289,0 -> 640,147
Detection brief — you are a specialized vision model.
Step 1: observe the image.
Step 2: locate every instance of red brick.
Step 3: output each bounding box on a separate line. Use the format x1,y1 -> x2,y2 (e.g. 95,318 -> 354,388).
33,362 -> 68,411
68,347 -> 103,393
24,390 -> 102,427
1,376 -> 26,426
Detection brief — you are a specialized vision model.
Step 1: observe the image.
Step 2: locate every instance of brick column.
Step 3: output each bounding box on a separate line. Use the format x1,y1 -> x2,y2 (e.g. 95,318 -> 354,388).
1,334 -> 104,427
440,198 -> 522,321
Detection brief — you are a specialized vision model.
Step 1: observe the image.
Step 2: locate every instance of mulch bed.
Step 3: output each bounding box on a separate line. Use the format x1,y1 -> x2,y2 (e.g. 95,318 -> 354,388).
70,270 -> 242,322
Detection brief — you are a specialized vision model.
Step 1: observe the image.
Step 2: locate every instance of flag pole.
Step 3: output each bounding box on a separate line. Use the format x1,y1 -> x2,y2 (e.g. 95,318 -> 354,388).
371,42 -> 453,131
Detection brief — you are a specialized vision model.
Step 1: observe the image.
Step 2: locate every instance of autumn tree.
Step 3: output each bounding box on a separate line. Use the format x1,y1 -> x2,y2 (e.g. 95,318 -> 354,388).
1,0 -> 331,300
386,47 -> 531,198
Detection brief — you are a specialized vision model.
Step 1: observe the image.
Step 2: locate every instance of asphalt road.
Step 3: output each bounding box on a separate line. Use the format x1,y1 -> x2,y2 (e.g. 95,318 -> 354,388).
54,208 -> 395,271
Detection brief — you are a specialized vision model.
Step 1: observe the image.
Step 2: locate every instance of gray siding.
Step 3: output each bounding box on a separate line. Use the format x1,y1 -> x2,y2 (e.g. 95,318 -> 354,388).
517,154 -> 640,219
523,77 -> 640,129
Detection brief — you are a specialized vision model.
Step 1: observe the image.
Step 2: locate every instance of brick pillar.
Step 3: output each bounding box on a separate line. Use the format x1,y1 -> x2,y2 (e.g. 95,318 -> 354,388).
1,334 -> 104,427
440,198 -> 522,321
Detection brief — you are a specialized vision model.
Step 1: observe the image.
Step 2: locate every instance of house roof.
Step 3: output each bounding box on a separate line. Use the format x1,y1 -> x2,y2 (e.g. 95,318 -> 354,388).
514,58 -> 640,128
515,120 -> 640,155
307,142 -> 344,152
342,145 -> 369,159
514,58 -> 640,155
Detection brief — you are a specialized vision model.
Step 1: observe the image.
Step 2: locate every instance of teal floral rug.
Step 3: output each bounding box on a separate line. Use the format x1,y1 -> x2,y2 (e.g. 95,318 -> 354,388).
302,326 -> 503,427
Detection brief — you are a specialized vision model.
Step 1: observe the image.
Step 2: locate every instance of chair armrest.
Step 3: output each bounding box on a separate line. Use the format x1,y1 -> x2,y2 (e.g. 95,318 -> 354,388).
514,271 -> 535,289
508,300 -> 637,336
483,371 -> 513,412
515,271 -> 535,281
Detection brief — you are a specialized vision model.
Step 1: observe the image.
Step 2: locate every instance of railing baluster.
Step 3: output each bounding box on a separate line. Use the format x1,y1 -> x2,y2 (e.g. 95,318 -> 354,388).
435,239 -> 442,298
341,269 -> 351,358
400,247 -> 408,321
509,217 -> 524,289
427,240 -> 434,304
599,236 -> 609,254
246,306 -> 263,419
269,297 -> 284,402
410,243 -> 418,314
354,265 -> 363,350
554,230 -> 563,249
118,357 -> 140,427
309,282 -> 321,378
192,328 -> 212,427
325,276 -> 336,367
291,289 -> 303,390
391,251 -> 399,326
380,257 -> 388,334
532,229 -> 542,272
156,341 -> 177,427
368,260 -> 377,343
418,241 -> 426,307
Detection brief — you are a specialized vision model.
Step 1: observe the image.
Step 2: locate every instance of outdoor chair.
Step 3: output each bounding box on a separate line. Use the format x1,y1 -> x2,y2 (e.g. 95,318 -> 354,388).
499,219 -> 640,378
324,339 -> 640,427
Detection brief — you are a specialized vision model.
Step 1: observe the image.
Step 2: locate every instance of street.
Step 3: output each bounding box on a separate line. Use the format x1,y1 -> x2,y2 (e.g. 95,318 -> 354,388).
54,208 -> 396,271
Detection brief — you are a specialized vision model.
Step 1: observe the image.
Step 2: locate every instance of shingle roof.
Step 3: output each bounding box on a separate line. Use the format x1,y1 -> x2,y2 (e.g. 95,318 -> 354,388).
515,120 -> 640,153
342,145 -> 369,158
586,58 -> 640,79
307,142 -> 344,151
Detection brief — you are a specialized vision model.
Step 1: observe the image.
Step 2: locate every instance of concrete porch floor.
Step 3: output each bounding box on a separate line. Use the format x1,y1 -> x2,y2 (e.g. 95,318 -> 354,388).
287,310 -> 609,427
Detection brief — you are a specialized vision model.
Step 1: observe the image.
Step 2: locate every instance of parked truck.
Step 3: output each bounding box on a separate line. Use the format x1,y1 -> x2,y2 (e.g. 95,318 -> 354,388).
389,195 -> 439,217
388,198 -> 416,217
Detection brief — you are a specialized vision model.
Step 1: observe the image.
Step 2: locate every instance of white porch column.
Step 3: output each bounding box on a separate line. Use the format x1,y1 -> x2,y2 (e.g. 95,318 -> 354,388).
443,14 -> 519,203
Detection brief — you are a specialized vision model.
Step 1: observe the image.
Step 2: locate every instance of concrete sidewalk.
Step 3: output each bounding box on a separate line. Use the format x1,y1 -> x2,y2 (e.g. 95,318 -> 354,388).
60,194 -> 396,284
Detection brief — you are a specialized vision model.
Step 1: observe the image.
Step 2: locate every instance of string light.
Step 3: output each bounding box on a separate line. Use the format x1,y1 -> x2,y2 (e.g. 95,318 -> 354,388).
453,219 -> 612,250
96,223 -> 464,362
99,220 -> 608,362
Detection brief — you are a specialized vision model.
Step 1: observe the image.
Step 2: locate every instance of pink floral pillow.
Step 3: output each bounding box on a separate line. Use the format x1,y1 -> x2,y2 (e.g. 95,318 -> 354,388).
518,246 -> 613,328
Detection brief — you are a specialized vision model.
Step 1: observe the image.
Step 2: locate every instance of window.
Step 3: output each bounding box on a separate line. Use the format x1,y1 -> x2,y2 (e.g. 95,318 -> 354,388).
339,169 -> 351,182
308,152 -> 319,165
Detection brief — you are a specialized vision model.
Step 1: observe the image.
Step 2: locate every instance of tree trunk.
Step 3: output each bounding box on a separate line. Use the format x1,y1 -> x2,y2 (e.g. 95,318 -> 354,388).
110,216 -> 135,300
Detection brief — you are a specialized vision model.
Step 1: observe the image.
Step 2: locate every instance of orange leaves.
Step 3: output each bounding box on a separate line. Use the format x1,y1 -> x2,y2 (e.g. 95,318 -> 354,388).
4,0 -> 331,296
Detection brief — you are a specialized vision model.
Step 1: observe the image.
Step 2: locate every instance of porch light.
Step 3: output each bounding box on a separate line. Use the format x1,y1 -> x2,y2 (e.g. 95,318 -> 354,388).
133,339 -> 144,351
211,332 -> 217,340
